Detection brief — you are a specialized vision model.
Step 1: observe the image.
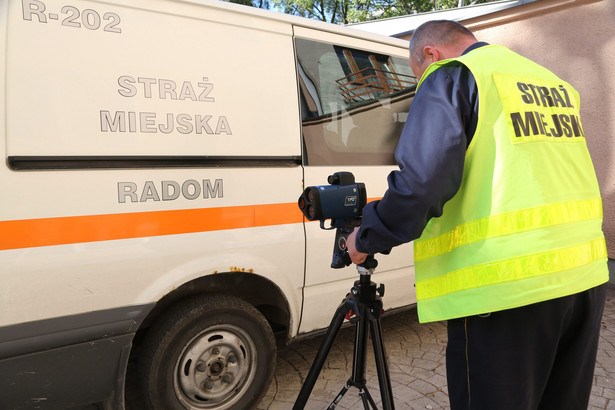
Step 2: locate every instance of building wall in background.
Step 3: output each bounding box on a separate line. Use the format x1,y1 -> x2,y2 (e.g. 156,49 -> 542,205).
400,0 -> 615,258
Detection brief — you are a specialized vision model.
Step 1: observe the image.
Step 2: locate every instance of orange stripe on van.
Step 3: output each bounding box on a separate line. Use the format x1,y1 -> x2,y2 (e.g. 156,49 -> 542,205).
0,203 -> 303,251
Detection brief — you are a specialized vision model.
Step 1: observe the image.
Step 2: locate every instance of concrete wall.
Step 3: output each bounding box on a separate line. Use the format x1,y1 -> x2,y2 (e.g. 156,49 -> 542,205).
400,0 -> 615,258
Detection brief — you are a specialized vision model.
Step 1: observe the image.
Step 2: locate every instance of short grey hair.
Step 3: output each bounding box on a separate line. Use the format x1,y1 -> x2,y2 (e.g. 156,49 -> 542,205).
409,20 -> 476,65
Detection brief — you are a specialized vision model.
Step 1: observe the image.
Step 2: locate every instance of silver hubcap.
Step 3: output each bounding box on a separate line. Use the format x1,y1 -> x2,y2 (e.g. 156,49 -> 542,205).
174,324 -> 257,409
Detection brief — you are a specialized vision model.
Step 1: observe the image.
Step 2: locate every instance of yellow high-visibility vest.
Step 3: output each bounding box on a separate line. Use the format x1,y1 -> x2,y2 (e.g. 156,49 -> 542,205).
414,45 -> 608,323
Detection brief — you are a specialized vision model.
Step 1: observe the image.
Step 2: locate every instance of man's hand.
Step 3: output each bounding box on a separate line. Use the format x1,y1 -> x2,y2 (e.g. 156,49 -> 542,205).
347,227 -> 368,265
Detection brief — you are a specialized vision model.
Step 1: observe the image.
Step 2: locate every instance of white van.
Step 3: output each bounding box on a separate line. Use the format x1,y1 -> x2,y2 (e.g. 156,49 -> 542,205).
0,0 -> 417,408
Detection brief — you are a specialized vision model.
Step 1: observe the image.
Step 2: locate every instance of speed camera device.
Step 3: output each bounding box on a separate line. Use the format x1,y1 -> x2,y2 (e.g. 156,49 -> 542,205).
298,172 -> 367,268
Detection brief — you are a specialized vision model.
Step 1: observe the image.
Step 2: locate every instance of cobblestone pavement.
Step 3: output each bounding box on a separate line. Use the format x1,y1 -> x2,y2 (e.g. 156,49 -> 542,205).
256,283 -> 615,410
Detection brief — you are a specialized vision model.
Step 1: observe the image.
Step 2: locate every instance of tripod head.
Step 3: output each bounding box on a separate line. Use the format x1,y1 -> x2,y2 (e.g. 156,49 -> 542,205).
357,254 -> 378,272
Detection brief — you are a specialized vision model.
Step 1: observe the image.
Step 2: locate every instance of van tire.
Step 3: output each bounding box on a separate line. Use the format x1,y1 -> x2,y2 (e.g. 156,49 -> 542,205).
138,295 -> 276,409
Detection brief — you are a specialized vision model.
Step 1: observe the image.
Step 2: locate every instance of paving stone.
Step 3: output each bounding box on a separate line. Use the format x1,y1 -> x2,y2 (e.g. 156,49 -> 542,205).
591,394 -> 609,409
605,388 -> 615,400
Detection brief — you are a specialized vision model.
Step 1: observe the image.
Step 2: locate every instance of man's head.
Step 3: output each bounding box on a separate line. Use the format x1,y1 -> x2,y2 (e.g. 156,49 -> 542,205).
409,20 -> 478,78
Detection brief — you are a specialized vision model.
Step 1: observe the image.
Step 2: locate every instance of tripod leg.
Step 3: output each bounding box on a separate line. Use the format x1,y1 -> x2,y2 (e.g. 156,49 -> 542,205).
351,302 -> 370,387
369,311 -> 395,410
327,382 -> 351,410
328,304 -> 378,410
326,309 -> 373,410
328,382 -> 377,410
360,387 -> 379,410
293,300 -> 350,410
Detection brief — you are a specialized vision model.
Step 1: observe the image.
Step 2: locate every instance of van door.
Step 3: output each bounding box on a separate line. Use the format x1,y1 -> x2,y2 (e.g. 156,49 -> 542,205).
294,29 -> 418,333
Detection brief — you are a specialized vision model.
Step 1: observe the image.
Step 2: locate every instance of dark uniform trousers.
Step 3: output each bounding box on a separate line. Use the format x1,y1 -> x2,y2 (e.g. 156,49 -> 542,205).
446,284 -> 607,410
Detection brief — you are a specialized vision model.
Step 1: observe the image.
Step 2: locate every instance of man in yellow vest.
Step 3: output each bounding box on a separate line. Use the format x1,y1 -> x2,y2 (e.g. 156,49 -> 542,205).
348,20 -> 609,409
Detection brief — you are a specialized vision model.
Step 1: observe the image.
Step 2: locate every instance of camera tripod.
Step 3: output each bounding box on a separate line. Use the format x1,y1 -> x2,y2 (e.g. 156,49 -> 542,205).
293,256 -> 395,409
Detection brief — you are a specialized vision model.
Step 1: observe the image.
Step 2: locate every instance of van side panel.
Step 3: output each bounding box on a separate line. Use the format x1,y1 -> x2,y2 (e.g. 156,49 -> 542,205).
1,0 -> 302,325
8,0 -> 299,158
1,0 -> 303,408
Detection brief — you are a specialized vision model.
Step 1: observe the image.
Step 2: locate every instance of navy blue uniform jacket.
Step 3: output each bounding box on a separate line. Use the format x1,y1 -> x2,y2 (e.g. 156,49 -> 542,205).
354,43 -> 487,255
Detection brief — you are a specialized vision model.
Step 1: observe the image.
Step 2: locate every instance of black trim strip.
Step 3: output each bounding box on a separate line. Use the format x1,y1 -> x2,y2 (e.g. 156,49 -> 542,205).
0,334 -> 134,409
0,303 -> 154,359
8,155 -> 303,170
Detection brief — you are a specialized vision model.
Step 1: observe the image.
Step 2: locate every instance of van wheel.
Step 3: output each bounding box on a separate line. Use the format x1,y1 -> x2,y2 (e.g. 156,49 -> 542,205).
139,295 -> 276,409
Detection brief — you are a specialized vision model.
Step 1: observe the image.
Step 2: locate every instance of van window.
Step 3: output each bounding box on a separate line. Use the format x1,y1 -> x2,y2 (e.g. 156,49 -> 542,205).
296,38 -> 417,166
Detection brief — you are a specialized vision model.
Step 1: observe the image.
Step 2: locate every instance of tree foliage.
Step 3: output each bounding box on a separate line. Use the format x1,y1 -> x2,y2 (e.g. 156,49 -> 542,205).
226,0 -> 499,24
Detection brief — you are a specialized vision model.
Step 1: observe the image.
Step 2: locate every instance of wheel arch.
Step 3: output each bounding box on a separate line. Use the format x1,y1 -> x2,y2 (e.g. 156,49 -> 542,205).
140,272 -> 293,344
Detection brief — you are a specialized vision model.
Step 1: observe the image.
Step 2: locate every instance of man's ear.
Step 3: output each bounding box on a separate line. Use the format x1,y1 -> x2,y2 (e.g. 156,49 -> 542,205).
423,46 -> 441,63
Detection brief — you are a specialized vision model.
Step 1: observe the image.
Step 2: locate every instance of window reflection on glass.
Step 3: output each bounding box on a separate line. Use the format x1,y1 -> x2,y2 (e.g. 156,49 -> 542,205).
296,38 -> 417,166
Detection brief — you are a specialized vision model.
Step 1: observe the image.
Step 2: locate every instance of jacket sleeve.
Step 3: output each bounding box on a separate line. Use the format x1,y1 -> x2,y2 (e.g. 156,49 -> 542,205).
355,63 -> 479,255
